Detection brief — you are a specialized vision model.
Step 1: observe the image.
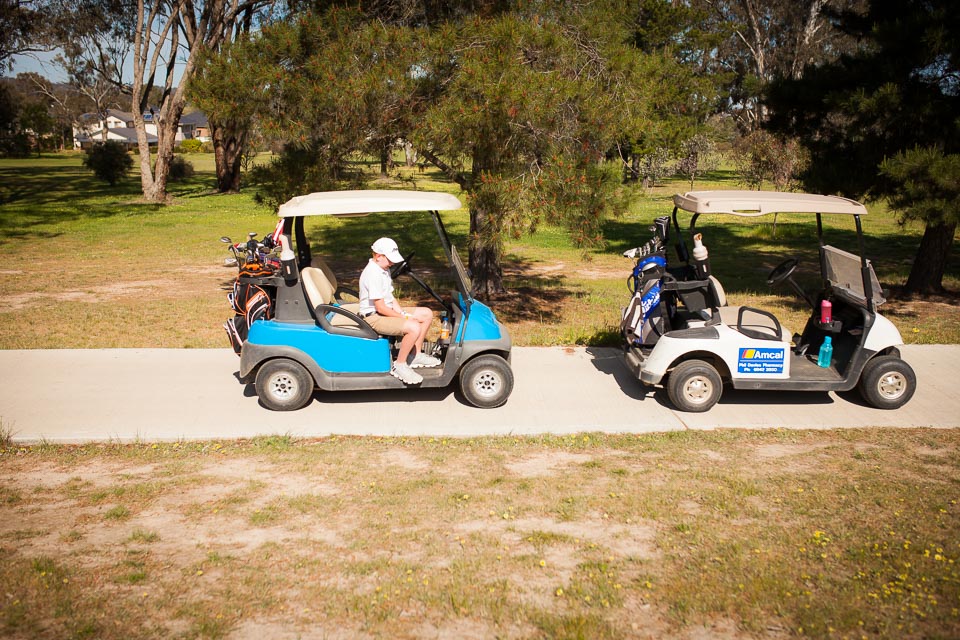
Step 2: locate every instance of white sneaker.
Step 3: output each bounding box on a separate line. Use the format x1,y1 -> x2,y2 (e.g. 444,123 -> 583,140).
410,352 -> 442,368
391,362 -> 423,385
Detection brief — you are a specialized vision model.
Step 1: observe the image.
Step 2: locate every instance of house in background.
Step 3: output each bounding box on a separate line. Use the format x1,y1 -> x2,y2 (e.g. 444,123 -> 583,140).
178,111 -> 211,142
73,109 -> 210,150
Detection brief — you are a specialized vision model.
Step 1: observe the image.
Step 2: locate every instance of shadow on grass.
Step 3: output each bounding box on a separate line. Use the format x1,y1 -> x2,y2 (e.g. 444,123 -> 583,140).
0,164 -> 165,243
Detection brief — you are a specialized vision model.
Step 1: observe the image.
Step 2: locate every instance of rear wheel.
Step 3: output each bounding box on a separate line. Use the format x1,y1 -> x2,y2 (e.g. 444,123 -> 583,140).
667,359 -> 722,412
255,359 -> 314,411
858,355 -> 916,410
459,355 -> 513,408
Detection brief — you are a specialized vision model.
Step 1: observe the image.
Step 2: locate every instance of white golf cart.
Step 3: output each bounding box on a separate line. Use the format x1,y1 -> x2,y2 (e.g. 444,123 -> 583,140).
622,190 -> 916,412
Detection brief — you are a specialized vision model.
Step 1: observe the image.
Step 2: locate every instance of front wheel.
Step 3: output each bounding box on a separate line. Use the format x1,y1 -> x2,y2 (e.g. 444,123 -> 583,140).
667,359 -> 722,412
255,359 -> 315,411
459,355 -> 514,408
858,355 -> 916,410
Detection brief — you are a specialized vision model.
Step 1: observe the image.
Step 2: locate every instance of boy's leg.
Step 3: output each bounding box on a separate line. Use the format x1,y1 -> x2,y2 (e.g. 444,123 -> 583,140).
411,307 -> 432,352
395,318 -> 422,365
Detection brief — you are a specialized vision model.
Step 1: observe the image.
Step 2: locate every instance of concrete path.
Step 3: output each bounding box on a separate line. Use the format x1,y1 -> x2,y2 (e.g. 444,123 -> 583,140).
1,345 -> 957,444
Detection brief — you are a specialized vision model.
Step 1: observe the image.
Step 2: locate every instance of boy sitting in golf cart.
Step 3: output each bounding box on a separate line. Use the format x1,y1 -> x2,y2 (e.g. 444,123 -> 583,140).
359,237 -> 440,384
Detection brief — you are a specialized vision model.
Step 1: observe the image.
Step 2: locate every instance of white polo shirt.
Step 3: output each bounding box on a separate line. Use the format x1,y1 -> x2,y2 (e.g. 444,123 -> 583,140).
359,258 -> 396,316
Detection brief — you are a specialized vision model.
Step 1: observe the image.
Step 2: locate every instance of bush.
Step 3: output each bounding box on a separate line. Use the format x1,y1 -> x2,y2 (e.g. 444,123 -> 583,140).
732,130 -> 808,190
168,155 -> 195,182
178,139 -> 203,153
200,140 -> 214,154
249,144 -> 360,209
83,141 -> 134,186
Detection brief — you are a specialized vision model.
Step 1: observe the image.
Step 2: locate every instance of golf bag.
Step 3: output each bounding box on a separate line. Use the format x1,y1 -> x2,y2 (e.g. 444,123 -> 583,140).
621,216 -> 671,346
224,265 -> 274,355
621,255 -> 668,345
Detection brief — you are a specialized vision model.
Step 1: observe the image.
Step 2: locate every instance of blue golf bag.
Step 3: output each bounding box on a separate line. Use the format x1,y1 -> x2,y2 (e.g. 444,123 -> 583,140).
621,216 -> 671,346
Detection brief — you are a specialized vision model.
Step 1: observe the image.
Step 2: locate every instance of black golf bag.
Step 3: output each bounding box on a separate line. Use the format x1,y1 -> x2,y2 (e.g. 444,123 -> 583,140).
224,264 -> 274,355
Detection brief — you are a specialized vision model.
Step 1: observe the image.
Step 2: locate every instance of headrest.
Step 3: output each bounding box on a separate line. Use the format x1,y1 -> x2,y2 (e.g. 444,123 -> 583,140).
301,266 -> 335,307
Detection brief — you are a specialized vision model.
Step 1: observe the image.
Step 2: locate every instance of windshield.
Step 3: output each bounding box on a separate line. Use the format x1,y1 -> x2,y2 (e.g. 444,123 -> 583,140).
450,244 -> 472,296
823,245 -> 886,307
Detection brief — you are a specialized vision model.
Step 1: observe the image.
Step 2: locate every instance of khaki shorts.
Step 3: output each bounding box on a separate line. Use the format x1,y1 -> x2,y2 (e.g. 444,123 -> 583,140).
364,308 -> 414,336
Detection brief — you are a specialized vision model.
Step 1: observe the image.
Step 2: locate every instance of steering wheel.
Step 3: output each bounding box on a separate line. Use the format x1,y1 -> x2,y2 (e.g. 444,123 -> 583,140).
390,251 -> 415,279
767,258 -> 798,287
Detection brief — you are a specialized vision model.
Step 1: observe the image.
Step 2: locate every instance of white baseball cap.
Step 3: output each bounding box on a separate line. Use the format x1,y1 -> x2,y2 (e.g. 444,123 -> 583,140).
371,237 -> 404,264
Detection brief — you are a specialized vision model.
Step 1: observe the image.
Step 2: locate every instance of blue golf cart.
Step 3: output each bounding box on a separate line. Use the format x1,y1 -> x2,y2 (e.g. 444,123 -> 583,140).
234,190 -> 513,411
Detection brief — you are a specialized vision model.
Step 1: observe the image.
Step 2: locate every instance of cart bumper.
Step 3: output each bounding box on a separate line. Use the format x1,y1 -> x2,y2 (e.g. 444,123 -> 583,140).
624,347 -> 664,386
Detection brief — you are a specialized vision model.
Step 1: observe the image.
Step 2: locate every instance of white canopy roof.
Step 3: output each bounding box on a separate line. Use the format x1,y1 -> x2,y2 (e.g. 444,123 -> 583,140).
277,190 -> 463,218
673,190 -> 867,216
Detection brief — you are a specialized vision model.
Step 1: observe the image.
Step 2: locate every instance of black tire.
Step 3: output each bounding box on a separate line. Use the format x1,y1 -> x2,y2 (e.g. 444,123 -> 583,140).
667,359 -> 722,412
459,355 -> 514,408
858,355 -> 916,410
255,359 -> 315,411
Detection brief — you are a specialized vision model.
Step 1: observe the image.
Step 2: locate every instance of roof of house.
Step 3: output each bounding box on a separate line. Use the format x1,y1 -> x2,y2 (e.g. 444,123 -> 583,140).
179,111 -> 208,126
76,128 -> 158,144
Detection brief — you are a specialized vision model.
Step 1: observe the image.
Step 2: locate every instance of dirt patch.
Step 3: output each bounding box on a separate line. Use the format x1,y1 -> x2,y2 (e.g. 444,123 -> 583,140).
502,260 -> 623,281
505,451 -> 595,477
752,443 -> 834,460
913,445 -> 954,458
380,449 -> 429,471
7,279 -> 175,310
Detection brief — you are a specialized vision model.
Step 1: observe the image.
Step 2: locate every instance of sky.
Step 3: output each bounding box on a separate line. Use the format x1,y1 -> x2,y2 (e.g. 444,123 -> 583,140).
7,51 -> 69,83
7,45 -> 188,87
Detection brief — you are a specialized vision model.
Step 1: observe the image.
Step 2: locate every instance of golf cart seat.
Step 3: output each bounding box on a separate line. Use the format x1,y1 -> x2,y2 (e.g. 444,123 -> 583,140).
669,275 -> 790,342
310,257 -> 359,302
664,274 -> 728,320
300,267 -> 375,338
715,305 -> 791,342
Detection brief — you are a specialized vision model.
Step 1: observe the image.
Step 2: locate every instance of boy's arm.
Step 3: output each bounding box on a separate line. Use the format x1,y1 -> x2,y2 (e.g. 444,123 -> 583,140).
374,298 -> 407,317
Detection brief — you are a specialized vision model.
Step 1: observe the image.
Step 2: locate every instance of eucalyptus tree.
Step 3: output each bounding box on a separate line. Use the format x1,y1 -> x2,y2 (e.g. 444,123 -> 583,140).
56,0 -> 278,202
0,0 -> 48,68
689,0 -> 857,130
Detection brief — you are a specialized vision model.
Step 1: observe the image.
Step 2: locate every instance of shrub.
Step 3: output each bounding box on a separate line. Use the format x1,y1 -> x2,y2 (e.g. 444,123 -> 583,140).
179,138 -> 203,153
200,140 -> 214,153
673,133 -> 720,189
168,155 -> 195,182
732,130 -> 808,190
83,141 -> 134,186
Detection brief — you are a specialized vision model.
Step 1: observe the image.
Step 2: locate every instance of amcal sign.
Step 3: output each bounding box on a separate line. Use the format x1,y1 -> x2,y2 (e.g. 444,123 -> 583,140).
737,348 -> 785,374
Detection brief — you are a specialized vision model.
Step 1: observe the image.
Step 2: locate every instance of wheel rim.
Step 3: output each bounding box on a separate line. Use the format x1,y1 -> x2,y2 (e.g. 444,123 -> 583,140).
472,369 -> 502,399
877,371 -> 907,400
267,372 -> 299,400
682,375 -> 714,406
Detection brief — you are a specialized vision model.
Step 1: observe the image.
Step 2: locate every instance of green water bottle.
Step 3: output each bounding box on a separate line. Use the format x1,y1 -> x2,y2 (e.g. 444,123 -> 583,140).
817,336 -> 833,368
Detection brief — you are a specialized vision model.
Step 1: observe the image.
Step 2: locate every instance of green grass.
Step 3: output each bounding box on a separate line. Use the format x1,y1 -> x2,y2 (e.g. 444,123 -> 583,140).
0,152 -> 957,349
1,430 -> 958,638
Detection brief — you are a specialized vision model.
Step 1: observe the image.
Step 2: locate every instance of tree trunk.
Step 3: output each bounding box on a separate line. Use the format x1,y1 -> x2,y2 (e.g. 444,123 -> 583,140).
403,141 -> 416,167
213,123 -> 245,193
379,147 -> 389,177
467,145 -> 507,298
904,220 -> 956,295
468,203 -> 505,298
623,154 -> 639,183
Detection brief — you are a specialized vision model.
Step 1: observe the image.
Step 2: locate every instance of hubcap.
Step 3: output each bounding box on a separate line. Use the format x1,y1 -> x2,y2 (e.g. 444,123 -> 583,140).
683,375 -> 713,405
472,370 -> 502,399
268,372 -> 299,399
877,371 -> 906,400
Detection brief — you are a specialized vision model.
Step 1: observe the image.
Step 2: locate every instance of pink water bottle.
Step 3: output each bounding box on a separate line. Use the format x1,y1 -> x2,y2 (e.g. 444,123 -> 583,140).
820,299 -> 832,325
